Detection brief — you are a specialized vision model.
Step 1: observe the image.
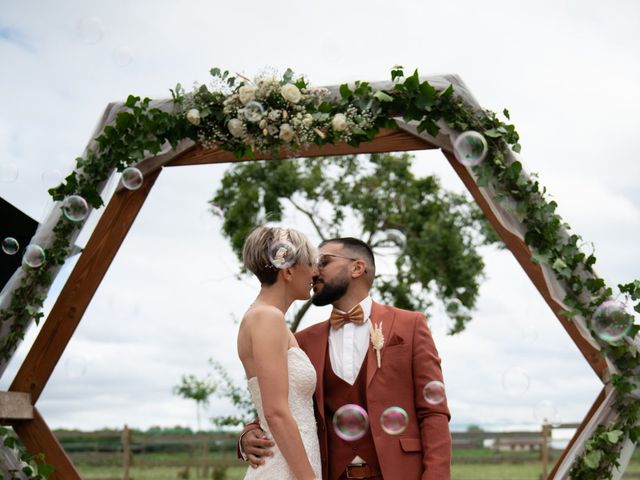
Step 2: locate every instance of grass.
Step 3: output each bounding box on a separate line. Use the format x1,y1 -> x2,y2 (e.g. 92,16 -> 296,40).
71,449 -> 640,479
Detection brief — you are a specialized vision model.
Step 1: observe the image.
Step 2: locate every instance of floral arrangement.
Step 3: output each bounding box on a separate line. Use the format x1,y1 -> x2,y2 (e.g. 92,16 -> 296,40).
0,65 -> 638,479
181,68 -> 390,159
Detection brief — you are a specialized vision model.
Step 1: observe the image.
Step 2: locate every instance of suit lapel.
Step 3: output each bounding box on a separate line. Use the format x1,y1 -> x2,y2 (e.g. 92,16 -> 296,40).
304,320 -> 330,425
366,302 -> 396,386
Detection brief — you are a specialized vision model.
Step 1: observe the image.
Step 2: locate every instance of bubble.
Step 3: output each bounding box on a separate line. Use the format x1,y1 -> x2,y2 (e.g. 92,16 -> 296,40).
268,240 -> 297,269
76,17 -> 104,45
591,300 -> 635,343
533,400 -> 559,425
332,404 -> 369,441
502,367 -> 530,397
112,46 -> 133,67
243,101 -> 265,123
210,204 -> 225,219
64,357 -> 87,378
423,380 -> 446,405
445,298 -> 464,316
2,237 -> 19,255
62,195 -> 89,222
453,131 -> 488,166
22,244 -> 46,268
121,167 -> 143,190
41,169 -> 63,189
0,162 -> 19,183
380,406 -> 409,435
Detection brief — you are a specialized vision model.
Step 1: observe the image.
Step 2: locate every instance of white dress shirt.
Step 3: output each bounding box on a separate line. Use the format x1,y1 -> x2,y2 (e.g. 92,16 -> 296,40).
328,296 -> 373,385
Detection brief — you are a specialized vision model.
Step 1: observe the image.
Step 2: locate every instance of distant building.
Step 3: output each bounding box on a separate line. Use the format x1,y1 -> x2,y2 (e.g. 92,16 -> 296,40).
493,437 -> 544,452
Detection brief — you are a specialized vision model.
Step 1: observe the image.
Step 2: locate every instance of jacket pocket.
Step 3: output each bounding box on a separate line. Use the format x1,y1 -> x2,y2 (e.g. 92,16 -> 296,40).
399,438 -> 422,453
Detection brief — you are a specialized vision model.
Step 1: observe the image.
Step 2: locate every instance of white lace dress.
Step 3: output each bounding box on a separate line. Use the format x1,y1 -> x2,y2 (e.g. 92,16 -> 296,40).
244,347 -> 322,480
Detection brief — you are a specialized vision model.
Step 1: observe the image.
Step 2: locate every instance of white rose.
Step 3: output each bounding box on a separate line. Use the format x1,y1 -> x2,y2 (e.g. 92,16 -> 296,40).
331,113 -> 348,132
279,123 -> 295,143
238,85 -> 256,105
302,114 -> 313,127
186,109 -> 201,126
280,84 -> 302,104
227,118 -> 244,137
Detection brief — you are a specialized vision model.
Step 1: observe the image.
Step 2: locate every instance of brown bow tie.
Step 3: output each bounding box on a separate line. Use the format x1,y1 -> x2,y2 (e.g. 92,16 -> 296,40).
329,304 -> 365,329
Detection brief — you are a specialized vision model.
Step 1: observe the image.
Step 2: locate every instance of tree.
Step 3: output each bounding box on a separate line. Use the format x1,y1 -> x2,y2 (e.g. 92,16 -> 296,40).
173,374 -> 217,432
211,152 -> 501,334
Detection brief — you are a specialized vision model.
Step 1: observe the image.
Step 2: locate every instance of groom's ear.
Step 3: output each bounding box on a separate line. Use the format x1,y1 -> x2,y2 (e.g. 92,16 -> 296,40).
350,259 -> 367,279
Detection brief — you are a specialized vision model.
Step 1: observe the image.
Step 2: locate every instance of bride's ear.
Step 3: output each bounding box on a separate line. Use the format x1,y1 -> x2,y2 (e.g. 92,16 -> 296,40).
281,266 -> 295,282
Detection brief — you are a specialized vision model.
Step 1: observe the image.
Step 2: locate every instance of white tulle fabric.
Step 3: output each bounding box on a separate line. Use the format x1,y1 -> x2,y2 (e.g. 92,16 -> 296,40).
244,347 -> 321,480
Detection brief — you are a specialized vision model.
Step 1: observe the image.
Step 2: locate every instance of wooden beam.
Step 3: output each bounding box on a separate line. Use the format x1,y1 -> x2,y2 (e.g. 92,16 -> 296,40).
547,387 -> 607,479
11,407 -> 81,480
9,168 -> 162,403
442,150 -> 607,379
167,127 -> 437,167
0,392 -> 32,421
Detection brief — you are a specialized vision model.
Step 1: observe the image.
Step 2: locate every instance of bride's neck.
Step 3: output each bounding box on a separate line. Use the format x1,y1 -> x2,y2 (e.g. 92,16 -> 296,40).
252,284 -> 294,314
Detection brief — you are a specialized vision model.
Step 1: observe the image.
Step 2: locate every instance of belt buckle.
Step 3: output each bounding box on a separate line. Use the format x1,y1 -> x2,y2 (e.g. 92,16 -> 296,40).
346,462 -> 370,479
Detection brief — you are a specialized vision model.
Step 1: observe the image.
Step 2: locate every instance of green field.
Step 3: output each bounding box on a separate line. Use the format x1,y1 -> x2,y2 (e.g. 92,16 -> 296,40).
70,450 -> 640,480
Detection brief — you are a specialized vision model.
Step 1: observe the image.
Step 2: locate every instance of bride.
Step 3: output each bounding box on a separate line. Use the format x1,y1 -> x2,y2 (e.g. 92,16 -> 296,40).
237,226 -> 322,480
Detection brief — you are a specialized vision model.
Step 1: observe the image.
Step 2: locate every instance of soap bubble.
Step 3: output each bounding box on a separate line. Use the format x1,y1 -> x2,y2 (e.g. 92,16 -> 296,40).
380,406 -> 409,435
423,380 -> 446,405
121,167 -> 143,190
0,162 -> 19,183
2,237 -> 19,255
243,101 -> 265,123
453,131 -> 488,166
591,300 -> 635,343
62,195 -> 89,222
333,404 -> 369,441
22,244 -> 46,268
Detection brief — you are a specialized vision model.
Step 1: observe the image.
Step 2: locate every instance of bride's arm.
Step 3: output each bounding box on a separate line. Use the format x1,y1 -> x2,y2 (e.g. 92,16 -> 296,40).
250,309 -> 317,480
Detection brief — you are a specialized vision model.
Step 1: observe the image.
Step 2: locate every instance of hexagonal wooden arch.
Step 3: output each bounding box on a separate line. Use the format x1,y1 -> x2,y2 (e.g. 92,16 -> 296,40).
1,91 -> 611,479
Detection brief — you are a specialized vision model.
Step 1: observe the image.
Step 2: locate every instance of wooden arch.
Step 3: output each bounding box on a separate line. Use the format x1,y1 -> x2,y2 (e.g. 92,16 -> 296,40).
2,127 -> 607,479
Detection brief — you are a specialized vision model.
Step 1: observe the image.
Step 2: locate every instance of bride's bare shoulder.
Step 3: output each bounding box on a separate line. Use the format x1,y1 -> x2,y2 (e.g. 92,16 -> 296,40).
243,304 -> 285,325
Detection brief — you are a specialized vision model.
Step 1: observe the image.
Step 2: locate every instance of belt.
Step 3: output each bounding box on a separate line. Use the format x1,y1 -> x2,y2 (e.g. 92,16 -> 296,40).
344,462 -> 382,479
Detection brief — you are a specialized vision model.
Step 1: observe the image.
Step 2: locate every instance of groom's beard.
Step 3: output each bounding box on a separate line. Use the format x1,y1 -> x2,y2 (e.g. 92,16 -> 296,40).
311,276 -> 349,306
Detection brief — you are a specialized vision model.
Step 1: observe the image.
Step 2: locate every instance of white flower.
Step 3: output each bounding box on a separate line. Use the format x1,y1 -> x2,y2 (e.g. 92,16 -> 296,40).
279,123 -> 295,143
302,114 -> 313,127
238,85 -> 256,104
281,84 -> 302,104
186,109 -> 201,126
331,113 -> 348,132
268,110 -> 281,121
227,118 -> 244,137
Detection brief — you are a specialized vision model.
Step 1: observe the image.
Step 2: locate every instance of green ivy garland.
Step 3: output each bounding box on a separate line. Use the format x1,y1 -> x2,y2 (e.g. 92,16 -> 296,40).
0,66 -> 637,479
0,427 -> 54,479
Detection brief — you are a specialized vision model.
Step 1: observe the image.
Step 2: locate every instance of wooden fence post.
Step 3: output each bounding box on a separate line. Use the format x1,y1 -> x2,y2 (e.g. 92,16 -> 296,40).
122,424 -> 132,480
541,421 -> 551,478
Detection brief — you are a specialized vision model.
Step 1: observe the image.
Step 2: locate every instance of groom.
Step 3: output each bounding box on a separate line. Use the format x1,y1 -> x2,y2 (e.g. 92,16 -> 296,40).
240,237 -> 451,479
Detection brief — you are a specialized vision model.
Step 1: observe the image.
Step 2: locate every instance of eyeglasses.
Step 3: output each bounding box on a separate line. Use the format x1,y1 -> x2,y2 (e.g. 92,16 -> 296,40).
316,253 -> 359,270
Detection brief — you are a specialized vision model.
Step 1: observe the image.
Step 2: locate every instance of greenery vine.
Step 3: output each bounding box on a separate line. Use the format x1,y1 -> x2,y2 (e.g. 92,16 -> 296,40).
0,66 -> 637,479
0,427 -> 54,479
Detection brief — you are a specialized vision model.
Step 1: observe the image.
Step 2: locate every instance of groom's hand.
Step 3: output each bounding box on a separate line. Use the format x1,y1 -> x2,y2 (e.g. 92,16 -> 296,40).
242,428 -> 275,468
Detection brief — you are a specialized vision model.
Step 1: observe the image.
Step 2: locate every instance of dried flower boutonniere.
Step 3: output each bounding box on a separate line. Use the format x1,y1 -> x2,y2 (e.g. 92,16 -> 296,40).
369,320 -> 384,368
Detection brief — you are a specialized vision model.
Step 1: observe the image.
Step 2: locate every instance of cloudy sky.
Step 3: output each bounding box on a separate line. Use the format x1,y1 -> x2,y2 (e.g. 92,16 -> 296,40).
0,0 -> 639,440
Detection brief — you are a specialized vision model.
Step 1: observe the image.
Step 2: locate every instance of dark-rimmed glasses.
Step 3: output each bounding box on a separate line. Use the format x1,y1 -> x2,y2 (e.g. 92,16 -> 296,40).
316,253 -> 359,270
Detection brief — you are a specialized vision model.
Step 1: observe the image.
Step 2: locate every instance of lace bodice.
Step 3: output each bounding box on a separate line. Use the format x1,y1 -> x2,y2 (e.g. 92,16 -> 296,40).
244,347 -> 322,479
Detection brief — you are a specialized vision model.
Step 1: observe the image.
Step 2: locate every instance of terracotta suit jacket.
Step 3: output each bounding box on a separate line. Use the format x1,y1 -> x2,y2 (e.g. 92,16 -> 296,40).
239,301 -> 452,479
296,301 -> 451,480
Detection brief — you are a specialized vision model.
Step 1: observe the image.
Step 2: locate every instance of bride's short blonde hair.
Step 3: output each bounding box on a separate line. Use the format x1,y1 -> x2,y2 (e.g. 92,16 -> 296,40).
242,226 -> 318,285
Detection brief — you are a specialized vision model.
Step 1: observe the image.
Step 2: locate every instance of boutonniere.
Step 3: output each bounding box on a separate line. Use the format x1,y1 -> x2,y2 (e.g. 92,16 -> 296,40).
369,320 -> 384,368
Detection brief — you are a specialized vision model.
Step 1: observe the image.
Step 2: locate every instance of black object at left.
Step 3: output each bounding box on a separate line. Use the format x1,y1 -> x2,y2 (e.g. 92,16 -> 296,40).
0,196 -> 39,292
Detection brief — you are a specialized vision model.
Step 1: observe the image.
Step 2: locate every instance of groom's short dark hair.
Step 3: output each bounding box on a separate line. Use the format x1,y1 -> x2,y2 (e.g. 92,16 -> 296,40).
320,237 -> 376,285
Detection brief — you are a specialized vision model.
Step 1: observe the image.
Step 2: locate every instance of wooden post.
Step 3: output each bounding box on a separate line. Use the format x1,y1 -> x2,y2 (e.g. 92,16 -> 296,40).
541,421 -> 551,478
122,424 -> 132,480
